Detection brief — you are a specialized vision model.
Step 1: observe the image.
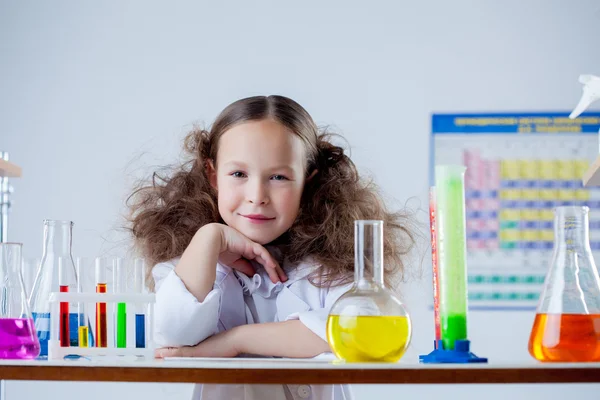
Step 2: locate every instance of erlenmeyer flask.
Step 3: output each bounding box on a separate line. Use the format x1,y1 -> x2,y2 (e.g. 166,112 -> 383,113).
0,243 -> 40,359
326,220 -> 412,362
29,220 -> 79,357
528,206 -> 600,362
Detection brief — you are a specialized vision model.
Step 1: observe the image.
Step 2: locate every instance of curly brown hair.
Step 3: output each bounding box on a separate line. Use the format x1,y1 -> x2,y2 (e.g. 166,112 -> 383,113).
127,95 -> 416,290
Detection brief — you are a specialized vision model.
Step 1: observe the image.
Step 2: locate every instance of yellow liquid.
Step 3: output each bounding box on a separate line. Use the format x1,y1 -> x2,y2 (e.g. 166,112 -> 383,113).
326,315 -> 411,362
78,326 -> 89,347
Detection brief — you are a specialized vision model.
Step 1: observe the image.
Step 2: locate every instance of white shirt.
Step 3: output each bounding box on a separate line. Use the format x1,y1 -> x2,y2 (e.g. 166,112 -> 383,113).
153,253 -> 354,400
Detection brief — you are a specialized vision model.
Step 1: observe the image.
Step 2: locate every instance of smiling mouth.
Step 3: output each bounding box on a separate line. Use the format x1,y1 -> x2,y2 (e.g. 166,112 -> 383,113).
241,214 -> 276,222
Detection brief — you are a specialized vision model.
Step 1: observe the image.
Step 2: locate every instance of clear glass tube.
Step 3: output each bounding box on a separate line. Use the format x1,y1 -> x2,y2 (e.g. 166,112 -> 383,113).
429,186 -> 441,341
435,165 -> 468,350
75,258 -> 88,347
113,258 -> 126,348
354,220 -> 384,288
58,258 -> 70,347
94,257 -> 108,348
133,258 -> 146,294
21,257 -> 40,299
134,258 -> 146,348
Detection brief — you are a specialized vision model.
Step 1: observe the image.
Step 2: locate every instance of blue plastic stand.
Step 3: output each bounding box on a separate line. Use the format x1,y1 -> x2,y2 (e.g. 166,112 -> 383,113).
419,339 -> 488,363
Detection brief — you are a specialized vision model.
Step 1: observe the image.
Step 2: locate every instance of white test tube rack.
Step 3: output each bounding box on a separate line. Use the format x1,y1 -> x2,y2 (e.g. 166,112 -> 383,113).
47,292 -> 155,359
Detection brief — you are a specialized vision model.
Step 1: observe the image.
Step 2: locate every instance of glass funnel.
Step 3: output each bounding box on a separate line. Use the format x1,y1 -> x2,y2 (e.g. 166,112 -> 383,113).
326,220 -> 411,362
29,220 -> 79,357
0,243 -> 41,359
528,206 -> 600,362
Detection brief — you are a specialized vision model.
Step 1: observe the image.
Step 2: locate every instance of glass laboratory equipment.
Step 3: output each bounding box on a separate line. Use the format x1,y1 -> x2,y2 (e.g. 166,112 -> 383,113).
133,258 -> 147,348
75,256 -> 96,347
326,220 -> 411,362
29,220 -> 79,356
0,243 -> 40,359
113,258 -> 127,348
436,165 -> 469,350
75,258 -> 89,347
429,187 -> 441,342
95,257 -> 109,348
21,257 -> 40,299
420,166 -> 486,363
528,206 -> 600,362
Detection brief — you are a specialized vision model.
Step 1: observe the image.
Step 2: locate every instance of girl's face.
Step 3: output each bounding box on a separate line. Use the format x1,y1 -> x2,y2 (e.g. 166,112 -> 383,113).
210,119 -> 308,244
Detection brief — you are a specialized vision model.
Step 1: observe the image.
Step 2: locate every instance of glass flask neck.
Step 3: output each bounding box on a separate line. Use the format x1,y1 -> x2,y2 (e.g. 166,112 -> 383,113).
553,207 -> 590,252
0,242 -> 29,318
355,220 -> 385,288
0,243 -> 23,286
42,220 -> 73,256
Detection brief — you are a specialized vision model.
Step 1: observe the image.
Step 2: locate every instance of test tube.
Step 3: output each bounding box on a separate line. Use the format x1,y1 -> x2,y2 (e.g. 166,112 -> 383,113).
58,257 -> 70,348
76,258 -> 88,347
113,258 -> 127,348
134,258 -> 146,348
435,165 -> 468,350
95,257 -> 108,348
429,187 -> 441,342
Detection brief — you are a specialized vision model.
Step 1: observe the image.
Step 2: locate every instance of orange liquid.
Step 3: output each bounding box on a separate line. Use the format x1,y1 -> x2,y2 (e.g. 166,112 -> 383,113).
528,313 -> 600,362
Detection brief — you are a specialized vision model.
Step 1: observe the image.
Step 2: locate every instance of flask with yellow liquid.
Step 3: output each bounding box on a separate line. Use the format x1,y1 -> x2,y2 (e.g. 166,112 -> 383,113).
326,220 -> 411,362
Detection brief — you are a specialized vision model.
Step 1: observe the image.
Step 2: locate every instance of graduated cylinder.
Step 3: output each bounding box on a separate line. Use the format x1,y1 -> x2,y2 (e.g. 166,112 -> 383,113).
435,165 -> 468,350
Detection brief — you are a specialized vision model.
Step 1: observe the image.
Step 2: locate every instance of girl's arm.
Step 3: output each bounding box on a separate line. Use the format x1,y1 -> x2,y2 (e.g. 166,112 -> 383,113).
155,276 -> 353,357
154,223 -> 286,347
173,223 -> 222,302
175,223 -> 286,302
155,320 -> 330,358
235,320 -> 330,358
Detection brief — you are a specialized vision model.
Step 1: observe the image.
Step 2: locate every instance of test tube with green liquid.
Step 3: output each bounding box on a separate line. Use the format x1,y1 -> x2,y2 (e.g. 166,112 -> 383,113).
435,165 -> 468,350
113,258 -> 127,348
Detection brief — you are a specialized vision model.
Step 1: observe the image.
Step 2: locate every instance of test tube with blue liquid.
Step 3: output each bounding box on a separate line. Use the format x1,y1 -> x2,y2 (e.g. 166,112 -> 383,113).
134,258 -> 146,348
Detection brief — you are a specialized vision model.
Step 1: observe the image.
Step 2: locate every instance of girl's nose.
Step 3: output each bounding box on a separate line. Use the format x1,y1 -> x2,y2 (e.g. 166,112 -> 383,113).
247,180 -> 269,205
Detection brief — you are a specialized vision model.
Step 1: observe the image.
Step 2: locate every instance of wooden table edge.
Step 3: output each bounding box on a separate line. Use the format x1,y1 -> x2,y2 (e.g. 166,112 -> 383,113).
0,365 -> 599,384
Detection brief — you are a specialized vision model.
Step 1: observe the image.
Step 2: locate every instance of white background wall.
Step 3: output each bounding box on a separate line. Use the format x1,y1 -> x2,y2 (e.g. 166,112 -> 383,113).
2,0 -> 600,399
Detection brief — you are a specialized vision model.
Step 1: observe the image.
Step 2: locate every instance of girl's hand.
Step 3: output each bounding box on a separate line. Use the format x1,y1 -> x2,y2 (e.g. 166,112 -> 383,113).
211,223 -> 287,283
154,328 -> 240,359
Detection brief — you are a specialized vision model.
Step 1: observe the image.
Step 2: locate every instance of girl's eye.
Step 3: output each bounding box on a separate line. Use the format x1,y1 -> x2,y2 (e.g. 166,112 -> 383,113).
231,171 -> 247,178
271,175 -> 289,181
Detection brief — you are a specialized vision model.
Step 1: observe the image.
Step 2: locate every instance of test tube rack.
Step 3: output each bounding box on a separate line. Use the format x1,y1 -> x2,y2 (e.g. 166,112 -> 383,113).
47,292 -> 155,360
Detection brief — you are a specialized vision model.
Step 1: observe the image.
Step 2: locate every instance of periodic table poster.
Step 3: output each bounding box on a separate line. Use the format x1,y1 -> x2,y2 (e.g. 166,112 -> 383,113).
432,112 -> 600,310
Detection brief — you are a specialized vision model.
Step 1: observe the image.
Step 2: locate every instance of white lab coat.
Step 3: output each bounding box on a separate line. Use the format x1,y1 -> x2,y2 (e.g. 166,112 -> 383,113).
152,250 -> 354,400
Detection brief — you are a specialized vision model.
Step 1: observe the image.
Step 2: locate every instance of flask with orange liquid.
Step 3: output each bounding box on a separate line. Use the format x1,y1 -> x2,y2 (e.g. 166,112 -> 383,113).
528,206 -> 600,362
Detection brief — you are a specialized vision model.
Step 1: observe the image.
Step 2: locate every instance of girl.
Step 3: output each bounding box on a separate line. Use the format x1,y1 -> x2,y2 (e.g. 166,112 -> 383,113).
128,95 -> 415,400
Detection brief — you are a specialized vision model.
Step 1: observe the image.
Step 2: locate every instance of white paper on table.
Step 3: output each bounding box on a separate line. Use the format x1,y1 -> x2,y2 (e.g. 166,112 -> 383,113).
164,353 -> 337,362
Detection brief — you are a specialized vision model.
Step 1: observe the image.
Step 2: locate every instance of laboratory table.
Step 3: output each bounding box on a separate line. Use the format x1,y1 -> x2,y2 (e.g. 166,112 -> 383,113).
0,358 -> 598,384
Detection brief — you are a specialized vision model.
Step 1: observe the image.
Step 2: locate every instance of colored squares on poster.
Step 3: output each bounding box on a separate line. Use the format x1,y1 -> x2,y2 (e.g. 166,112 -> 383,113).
463,152 -> 600,253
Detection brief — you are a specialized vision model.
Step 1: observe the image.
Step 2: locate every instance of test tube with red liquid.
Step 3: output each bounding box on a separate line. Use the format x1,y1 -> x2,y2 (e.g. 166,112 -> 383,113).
95,258 -> 108,348
58,258 -> 70,347
430,187 -> 441,341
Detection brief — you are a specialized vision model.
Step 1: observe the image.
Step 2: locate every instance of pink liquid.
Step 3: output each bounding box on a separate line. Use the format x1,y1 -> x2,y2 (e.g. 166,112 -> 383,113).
0,318 -> 40,359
